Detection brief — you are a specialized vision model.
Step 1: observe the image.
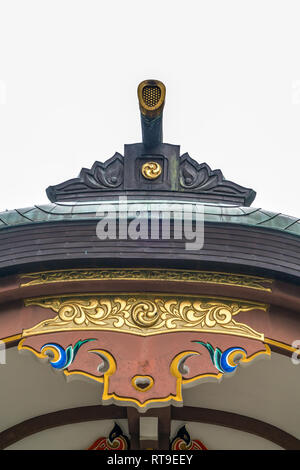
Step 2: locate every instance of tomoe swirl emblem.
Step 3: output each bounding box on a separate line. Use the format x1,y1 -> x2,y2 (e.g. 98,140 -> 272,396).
141,162 -> 162,180
131,301 -> 160,327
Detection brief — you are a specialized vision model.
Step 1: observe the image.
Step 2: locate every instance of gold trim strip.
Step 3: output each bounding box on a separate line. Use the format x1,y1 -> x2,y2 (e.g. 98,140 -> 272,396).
20,268 -> 273,292
1,334 -> 22,343
264,338 -> 298,353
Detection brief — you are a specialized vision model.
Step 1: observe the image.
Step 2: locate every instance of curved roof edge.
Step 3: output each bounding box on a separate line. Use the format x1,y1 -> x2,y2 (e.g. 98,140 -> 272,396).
0,201 -> 299,238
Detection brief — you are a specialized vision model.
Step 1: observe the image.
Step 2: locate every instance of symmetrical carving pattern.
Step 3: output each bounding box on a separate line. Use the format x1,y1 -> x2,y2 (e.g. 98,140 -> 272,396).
45,146 -> 255,204
19,331 -> 270,408
20,293 -> 270,409
23,295 -> 266,340
20,268 -> 273,292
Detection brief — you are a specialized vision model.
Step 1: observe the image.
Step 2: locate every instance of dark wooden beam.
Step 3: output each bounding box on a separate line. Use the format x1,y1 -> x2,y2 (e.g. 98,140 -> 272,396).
157,406 -> 171,450
0,405 -> 126,450
126,407 -> 141,450
0,404 -> 299,450
126,406 -> 171,450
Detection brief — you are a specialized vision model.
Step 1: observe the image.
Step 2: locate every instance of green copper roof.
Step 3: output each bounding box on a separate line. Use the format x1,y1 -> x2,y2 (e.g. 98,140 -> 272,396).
0,200 -> 299,238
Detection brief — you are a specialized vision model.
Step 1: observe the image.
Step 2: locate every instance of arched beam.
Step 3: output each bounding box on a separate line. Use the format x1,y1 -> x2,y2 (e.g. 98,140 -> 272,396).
0,405 -> 299,450
171,406 -> 300,450
0,405 -> 126,450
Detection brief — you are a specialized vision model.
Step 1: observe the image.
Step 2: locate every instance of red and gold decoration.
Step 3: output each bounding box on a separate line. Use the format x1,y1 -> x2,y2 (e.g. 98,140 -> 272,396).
170,426 -> 207,450
88,423 -> 129,450
18,291 -> 271,410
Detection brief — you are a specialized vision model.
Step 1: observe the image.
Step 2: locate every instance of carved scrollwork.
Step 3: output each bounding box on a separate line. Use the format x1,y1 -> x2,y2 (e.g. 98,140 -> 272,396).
20,268 -> 273,292
23,295 -> 266,340
179,153 -> 256,205
46,153 -> 124,202
81,155 -> 124,189
179,157 -> 221,190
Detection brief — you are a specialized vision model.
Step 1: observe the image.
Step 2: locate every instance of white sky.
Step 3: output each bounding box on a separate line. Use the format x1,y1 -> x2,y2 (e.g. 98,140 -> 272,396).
0,1 -> 300,216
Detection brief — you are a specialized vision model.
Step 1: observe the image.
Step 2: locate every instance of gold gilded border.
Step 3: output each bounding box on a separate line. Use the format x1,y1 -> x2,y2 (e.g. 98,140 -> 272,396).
1,334 -> 22,343
264,338 -> 298,353
20,268 -> 273,292
23,293 -> 267,341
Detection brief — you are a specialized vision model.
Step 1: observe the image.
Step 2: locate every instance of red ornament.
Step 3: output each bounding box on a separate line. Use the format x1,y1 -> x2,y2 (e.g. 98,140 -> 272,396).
88,423 -> 129,450
170,426 -> 207,450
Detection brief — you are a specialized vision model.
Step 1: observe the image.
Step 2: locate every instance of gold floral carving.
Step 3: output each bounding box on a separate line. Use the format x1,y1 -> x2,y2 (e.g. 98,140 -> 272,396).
20,268 -> 273,292
23,295 -> 267,340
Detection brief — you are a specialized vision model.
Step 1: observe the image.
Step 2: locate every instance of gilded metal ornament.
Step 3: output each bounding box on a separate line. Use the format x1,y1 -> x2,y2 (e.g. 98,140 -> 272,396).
20,268 -> 273,292
141,162 -> 162,180
23,294 -> 267,340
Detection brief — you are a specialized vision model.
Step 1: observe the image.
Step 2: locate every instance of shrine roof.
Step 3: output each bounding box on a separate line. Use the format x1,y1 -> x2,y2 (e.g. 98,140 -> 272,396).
0,201 -> 299,238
